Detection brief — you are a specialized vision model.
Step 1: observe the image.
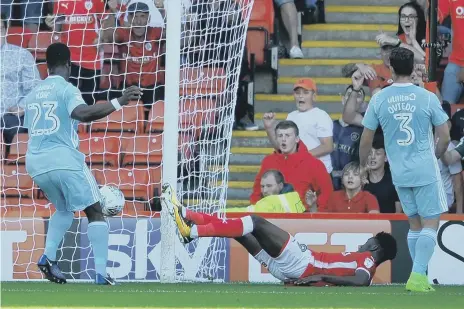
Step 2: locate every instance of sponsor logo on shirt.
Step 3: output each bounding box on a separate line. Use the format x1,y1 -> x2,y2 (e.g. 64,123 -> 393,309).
145,42 -> 152,51
122,53 -> 157,64
364,257 -> 375,269
65,15 -> 94,24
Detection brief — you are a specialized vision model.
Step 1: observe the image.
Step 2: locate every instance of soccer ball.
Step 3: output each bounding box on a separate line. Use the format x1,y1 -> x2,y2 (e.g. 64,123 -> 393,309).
99,185 -> 125,216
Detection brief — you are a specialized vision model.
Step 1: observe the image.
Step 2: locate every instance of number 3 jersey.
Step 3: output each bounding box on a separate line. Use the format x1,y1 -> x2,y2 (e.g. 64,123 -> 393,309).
362,83 -> 449,187
24,75 -> 87,178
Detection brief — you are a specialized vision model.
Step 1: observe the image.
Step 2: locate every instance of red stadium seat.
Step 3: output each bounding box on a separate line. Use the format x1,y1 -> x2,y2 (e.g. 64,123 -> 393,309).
78,133 -> 121,167
27,32 -> 61,60
179,67 -> 226,96
146,101 -> 164,132
1,165 -> 34,197
6,133 -> 28,164
89,100 -> 145,133
246,0 -> 274,66
6,26 -> 32,48
93,168 -> 155,201
36,63 -> 48,79
451,104 -> 464,116
121,134 -> 163,166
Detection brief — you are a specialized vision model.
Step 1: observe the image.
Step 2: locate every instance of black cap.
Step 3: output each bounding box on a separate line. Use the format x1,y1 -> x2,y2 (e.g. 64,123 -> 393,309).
127,2 -> 150,14
451,109 -> 464,140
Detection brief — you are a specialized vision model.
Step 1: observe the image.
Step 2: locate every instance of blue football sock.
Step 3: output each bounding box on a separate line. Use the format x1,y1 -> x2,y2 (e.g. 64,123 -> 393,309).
412,228 -> 437,275
407,230 -> 420,261
87,221 -> 109,277
44,211 -> 74,261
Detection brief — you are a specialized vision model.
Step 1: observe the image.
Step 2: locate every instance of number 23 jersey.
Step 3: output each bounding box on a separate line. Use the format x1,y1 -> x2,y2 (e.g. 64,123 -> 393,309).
24,75 -> 87,178
362,84 -> 449,187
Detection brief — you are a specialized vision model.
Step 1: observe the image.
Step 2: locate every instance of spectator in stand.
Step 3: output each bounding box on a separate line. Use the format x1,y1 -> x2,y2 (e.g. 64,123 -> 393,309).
320,162 -> 380,214
45,0 -> 107,105
263,78 -> 334,173
0,0 -> 42,32
250,120 -> 333,212
0,14 -> 39,144
227,170 -> 307,213
364,136 -> 401,213
375,2 -> 426,64
332,86 -> 366,190
274,0 -> 303,59
103,2 -> 165,106
438,0 -> 464,105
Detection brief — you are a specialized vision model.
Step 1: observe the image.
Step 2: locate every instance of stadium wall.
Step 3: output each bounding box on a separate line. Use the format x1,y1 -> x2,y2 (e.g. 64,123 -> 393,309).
1,213 -> 463,284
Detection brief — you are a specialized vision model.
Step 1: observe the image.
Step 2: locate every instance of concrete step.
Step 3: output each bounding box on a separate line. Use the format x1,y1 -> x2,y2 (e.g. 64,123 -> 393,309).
227,187 -> 252,200
278,59 -> 383,78
210,165 -> 260,182
325,0 -> 405,5
302,41 -> 380,59
255,94 -> 348,114
325,5 -> 398,24
302,24 -> 397,41
253,112 -> 342,128
278,77 -> 352,95
229,153 -> 267,165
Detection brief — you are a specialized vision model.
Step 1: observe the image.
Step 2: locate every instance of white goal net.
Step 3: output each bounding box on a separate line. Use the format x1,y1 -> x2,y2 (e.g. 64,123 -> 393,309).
0,0 -> 253,282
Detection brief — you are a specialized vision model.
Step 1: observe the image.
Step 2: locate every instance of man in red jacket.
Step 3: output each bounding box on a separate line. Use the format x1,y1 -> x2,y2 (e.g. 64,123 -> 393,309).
250,120 -> 333,211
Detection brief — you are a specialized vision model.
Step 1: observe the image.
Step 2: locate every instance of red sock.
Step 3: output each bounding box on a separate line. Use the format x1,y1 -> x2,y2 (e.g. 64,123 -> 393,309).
195,216 -> 253,238
185,209 -> 222,225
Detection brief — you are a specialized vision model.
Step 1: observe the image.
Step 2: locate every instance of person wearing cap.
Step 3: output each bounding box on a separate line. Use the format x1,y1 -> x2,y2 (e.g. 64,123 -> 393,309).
263,78 -> 334,174
103,1 -> 165,106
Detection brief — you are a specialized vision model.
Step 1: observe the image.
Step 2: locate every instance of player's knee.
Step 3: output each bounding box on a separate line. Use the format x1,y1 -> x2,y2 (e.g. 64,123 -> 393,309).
84,202 -> 105,223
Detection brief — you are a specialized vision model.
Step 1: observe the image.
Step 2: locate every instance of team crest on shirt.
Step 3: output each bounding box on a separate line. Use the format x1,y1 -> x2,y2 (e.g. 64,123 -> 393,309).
364,257 -> 375,269
145,43 -> 152,51
351,132 -> 360,142
85,1 -> 93,10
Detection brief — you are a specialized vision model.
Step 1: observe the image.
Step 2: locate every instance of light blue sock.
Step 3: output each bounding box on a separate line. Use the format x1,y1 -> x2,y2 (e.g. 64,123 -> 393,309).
87,221 -> 109,276
412,228 -> 437,275
44,211 -> 74,261
407,230 -> 420,261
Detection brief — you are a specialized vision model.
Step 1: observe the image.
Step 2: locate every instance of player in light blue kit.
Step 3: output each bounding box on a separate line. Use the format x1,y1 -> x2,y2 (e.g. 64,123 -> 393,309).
24,43 -> 142,285
357,48 -> 450,292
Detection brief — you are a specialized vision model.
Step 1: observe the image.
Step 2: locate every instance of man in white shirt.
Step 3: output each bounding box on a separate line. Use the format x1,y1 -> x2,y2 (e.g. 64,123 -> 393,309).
263,78 -> 334,172
439,142 -> 463,213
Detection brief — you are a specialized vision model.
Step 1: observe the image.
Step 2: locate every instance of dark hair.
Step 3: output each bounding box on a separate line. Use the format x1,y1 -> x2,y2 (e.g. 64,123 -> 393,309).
390,47 -> 415,77
372,134 -> 385,150
262,170 -> 285,184
380,44 -> 394,52
397,1 -> 426,48
275,120 -> 299,137
46,43 -> 71,70
1,13 -> 7,29
375,232 -> 397,261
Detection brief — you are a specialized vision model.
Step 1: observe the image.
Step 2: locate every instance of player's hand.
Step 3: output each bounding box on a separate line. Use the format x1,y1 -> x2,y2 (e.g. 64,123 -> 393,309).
45,14 -> 55,29
351,70 -> 365,91
262,112 -> 276,129
108,0 -> 119,12
375,33 -> 397,46
358,64 -> 377,81
293,275 -> 323,286
360,165 -> 370,185
117,86 -> 143,106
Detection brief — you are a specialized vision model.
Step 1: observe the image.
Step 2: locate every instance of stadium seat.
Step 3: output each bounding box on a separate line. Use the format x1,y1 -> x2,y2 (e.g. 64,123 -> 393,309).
93,168 -> 155,201
121,134 -> 163,166
179,67 -> 226,96
6,26 -> 32,48
89,100 -> 145,133
451,104 -> 464,116
27,32 -> 62,60
1,165 -> 34,197
78,133 -> 121,166
6,133 -> 28,164
146,101 -> 164,132
246,0 -> 274,66
36,62 -> 48,80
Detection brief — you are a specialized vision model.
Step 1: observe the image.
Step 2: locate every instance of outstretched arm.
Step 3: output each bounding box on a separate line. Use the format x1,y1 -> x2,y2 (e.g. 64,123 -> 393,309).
293,270 -> 370,287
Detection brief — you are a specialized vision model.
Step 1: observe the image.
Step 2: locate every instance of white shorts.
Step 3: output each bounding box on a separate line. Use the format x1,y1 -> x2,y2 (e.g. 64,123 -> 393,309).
266,235 -> 311,280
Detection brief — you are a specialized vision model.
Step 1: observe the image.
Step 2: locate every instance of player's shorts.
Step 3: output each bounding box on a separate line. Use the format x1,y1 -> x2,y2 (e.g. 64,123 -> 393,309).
274,0 -> 294,8
266,235 -> 311,280
395,181 -> 448,218
33,165 -> 101,213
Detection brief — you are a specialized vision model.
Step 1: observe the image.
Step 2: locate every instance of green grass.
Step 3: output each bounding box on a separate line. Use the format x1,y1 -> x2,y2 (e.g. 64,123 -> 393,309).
1,282 -> 463,309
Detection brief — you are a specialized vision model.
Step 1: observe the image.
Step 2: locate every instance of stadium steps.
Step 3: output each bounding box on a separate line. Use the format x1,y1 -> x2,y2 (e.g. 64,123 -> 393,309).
226,0 -> 402,205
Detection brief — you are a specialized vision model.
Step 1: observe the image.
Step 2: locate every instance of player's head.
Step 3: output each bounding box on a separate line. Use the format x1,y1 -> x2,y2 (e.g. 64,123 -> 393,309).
275,120 -> 300,154
341,161 -> 366,191
359,232 -> 398,265
397,1 -> 426,45
1,13 -> 7,46
128,2 -> 150,37
389,47 -> 415,79
260,170 -> 285,197
293,78 -> 317,112
342,86 -> 367,113
368,135 -> 387,171
46,42 -> 71,78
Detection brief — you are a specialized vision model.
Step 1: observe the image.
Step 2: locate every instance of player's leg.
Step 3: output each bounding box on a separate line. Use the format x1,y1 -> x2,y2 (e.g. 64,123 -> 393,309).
395,186 -> 421,261
33,172 -> 72,284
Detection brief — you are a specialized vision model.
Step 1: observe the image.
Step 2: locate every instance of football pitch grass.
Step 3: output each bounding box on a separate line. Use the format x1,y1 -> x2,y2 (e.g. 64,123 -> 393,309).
1,282 -> 463,309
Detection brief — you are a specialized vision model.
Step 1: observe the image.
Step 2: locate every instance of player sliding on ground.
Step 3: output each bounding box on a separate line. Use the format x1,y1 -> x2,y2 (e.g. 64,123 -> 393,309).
24,43 -> 142,285
358,47 -> 451,292
161,184 -> 397,286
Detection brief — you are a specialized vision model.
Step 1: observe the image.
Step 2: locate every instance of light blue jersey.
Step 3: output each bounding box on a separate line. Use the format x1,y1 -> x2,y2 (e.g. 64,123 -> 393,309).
24,75 -> 86,178
362,83 -> 449,187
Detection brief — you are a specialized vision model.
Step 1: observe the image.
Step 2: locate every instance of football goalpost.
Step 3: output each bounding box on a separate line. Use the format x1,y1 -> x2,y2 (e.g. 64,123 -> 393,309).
0,0 -> 254,283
